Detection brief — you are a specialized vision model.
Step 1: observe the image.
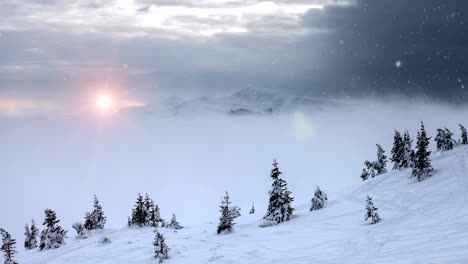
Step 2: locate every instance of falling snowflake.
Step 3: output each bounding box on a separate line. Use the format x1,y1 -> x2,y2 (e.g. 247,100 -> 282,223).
395,60 -> 403,68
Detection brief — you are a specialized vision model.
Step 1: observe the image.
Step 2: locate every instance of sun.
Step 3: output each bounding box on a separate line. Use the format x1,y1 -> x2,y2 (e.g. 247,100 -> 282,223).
96,94 -> 114,112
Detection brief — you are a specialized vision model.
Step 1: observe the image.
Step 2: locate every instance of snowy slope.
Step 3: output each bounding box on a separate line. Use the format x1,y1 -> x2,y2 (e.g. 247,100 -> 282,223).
12,145 -> 468,264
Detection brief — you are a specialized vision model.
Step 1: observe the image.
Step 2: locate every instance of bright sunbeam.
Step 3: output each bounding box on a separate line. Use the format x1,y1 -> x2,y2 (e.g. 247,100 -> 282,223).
96,94 -> 114,112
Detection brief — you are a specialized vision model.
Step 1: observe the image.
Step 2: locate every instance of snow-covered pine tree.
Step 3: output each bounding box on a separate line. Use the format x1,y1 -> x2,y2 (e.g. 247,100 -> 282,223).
39,209 -> 67,250
360,167 -> 370,181
310,185 -> 328,211
229,206 -> 241,220
217,191 -> 235,234
412,122 -> 433,181
24,219 -> 39,250
444,127 -> 454,150
148,204 -> 162,228
361,160 -> 376,181
0,228 -> 18,264
375,144 -> 388,175
83,212 -> 94,230
249,204 -> 255,214
401,131 -> 413,168
435,128 -> 446,151
261,159 -> 294,226
130,193 -> 146,227
166,214 -> 183,230
91,195 -> 106,229
390,130 -> 404,170
153,229 -> 169,262
143,193 -> 153,226
460,124 -> 467,145
72,222 -> 88,239
409,149 -> 416,168
364,195 -> 381,224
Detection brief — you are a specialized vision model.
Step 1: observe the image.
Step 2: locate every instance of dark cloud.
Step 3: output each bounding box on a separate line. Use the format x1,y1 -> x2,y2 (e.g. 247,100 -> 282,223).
294,0 -> 468,102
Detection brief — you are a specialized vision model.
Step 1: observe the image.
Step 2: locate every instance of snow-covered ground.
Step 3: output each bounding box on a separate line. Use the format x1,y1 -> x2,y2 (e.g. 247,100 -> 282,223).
11,145 -> 468,263
2,101 -> 468,263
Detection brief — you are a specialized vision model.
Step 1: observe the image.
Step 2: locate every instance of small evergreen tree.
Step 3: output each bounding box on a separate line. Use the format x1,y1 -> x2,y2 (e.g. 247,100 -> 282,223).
24,219 -> 39,250
130,193 -> 146,227
249,203 -> 255,214
460,124 -> 467,145
412,122 -> 433,181
83,212 -> 94,230
229,206 -> 241,220
217,191 -> 235,234
39,209 -> 67,250
360,167 -> 370,181
83,195 -> 106,230
0,228 -> 18,264
148,204 -> 162,228
435,128 -> 445,151
390,130 -> 404,170
261,159 -> 294,226
401,131 -> 413,168
444,127 -> 454,150
91,195 -> 106,229
166,214 -> 183,230
143,194 -> 153,226
375,144 -> 388,174
153,229 -> 169,262
310,186 -> 328,211
364,195 -> 381,224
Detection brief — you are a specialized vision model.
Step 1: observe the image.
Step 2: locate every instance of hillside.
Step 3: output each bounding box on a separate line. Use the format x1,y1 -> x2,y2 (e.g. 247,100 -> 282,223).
11,145 -> 468,264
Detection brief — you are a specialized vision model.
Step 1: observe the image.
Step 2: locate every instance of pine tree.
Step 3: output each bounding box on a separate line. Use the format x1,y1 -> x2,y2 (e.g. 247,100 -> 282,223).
361,160 -> 375,181
217,191 -> 235,234
401,131 -> 413,168
148,204 -> 162,228
143,194 -> 153,226
310,186 -> 328,211
39,209 -> 67,250
460,124 -> 467,145
444,127 -> 454,150
130,193 -> 146,227
412,122 -> 433,181
364,195 -> 381,224
375,144 -> 388,174
0,228 -> 18,264
83,212 -> 94,230
83,195 -> 106,230
92,195 -> 106,229
360,167 -> 370,181
153,229 -> 169,262
261,159 -> 294,226
390,130 -> 404,170
166,214 -> 183,230
229,206 -> 241,220
435,128 -> 445,151
249,204 -> 255,214
24,219 -> 39,250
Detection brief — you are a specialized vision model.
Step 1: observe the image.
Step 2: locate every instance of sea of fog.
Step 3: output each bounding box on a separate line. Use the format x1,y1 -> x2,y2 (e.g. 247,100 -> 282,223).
1,101 -> 467,239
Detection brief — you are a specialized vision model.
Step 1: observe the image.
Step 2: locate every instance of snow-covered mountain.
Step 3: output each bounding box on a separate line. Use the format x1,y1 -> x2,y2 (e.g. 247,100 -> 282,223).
12,145 -> 468,264
120,88 -> 342,116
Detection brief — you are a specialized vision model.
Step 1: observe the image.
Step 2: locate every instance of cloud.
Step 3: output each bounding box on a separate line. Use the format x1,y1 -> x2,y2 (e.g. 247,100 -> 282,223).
0,0 -> 467,115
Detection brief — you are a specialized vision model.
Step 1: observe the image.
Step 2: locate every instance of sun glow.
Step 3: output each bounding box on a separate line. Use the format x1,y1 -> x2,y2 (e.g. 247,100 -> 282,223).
96,94 -> 114,112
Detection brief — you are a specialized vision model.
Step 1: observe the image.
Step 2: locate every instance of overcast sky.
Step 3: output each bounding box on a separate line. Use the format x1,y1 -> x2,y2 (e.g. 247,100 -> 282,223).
0,0 -> 467,116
